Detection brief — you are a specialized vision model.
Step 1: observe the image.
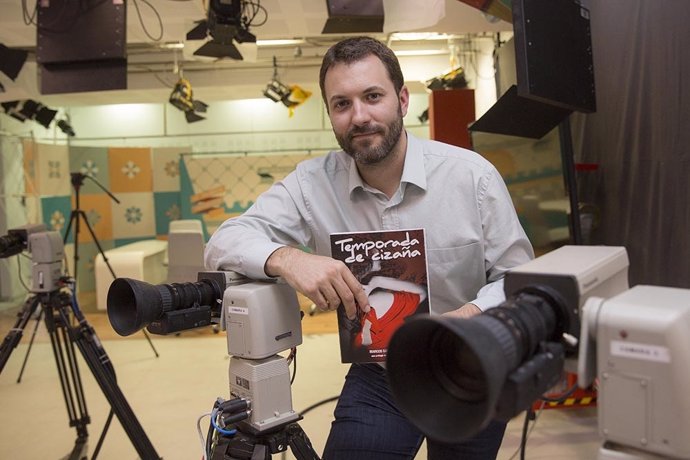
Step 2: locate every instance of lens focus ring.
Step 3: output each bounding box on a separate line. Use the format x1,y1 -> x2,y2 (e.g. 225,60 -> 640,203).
473,313 -> 520,368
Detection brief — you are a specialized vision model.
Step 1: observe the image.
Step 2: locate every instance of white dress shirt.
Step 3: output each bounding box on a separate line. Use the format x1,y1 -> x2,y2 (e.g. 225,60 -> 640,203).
205,131 -> 534,314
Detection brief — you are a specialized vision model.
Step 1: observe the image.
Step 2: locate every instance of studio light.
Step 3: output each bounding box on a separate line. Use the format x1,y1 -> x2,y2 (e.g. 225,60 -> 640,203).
0,43 -> 28,81
263,57 -> 311,117
187,0 -> 265,60
426,67 -> 468,91
0,100 -> 59,129
169,78 -> 209,123
57,119 -> 76,137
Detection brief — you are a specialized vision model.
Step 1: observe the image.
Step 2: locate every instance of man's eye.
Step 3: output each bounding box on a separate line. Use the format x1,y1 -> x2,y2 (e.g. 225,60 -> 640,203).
333,100 -> 349,110
367,93 -> 381,101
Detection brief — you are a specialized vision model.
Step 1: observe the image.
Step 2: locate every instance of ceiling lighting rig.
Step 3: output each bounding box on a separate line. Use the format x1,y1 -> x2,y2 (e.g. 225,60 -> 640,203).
187,0 -> 267,60
1,100 -> 76,136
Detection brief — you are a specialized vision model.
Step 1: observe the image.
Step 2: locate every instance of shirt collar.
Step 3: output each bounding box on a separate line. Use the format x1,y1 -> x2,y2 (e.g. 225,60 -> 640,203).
347,131 -> 427,197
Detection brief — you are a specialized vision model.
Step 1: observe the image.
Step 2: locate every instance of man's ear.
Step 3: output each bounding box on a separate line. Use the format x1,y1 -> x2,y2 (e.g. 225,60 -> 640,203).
399,85 -> 410,117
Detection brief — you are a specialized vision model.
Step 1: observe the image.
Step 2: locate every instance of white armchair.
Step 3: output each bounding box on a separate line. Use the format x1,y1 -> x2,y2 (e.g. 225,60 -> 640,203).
167,219 -> 206,284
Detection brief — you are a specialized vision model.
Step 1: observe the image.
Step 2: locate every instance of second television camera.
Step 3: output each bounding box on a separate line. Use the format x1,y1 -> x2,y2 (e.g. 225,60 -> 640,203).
387,245 -> 690,459
107,271 -> 306,437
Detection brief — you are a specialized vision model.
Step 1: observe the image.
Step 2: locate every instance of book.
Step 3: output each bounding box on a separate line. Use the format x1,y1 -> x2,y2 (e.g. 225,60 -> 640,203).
329,228 -> 430,363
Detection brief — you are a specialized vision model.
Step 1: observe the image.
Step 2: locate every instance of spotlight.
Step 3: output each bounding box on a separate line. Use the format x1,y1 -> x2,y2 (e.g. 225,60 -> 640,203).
418,108 -> 429,124
187,0 -> 263,60
169,78 -> 208,123
0,43 -> 28,81
426,67 -> 468,91
0,100 -> 58,129
263,57 -> 311,116
1,101 -> 27,122
57,119 -> 76,137
31,102 -> 59,129
263,79 -> 291,103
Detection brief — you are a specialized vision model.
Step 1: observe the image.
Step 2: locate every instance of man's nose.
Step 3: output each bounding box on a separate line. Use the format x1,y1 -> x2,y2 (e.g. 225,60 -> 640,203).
351,100 -> 371,125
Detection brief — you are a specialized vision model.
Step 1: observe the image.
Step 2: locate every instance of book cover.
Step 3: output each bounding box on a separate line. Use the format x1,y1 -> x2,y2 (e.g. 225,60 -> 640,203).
330,228 -> 430,363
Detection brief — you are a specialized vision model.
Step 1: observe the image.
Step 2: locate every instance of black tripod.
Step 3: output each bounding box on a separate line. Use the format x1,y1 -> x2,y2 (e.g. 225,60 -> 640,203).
211,419 -> 320,460
0,279 -> 160,459
62,172 -> 157,356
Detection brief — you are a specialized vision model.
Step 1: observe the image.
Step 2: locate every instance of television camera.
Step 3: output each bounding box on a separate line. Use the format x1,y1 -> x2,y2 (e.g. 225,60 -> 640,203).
107,272 -> 321,459
0,224 -> 160,459
0,223 -> 64,292
387,245 -> 690,459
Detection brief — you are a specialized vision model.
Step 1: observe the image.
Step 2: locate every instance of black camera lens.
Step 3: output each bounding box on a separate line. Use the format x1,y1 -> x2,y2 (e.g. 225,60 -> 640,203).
107,278 -> 222,336
387,287 -> 567,443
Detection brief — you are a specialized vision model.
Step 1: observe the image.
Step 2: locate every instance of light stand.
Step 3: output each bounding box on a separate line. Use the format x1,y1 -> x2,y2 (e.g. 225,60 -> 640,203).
63,172 -> 158,356
63,172 -> 118,282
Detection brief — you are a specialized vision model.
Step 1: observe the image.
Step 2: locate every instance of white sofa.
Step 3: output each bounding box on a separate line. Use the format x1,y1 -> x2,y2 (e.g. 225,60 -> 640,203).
94,239 -> 168,311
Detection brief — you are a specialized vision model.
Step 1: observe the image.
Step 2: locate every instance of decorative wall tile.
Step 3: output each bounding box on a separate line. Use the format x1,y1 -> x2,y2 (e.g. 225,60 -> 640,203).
69,193 -> 114,243
153,191 -> 182,236
108,147 -> 153,193
40,195 -> 71,236
69,146 -> 111,195
110,191 -> 156,239
152,147 -> 188,192
35,143 -> 71,196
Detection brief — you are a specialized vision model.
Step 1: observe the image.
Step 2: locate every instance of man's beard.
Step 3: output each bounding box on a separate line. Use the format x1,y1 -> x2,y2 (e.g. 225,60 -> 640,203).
336,110 -> 404,166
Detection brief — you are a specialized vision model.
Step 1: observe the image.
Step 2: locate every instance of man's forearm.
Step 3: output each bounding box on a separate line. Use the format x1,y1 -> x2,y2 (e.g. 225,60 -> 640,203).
264,246 -> 296,278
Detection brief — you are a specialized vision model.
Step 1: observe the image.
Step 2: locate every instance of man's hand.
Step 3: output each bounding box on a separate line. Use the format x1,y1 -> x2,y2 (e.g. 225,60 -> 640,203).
442,303 -> 482,319
265,246 -> 369,320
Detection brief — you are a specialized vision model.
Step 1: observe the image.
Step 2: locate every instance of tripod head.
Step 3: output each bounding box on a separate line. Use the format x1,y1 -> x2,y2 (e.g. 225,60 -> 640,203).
69,172 -> 120,204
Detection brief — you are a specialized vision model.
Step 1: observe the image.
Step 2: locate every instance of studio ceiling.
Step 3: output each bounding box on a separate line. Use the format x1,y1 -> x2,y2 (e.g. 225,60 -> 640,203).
0,0 -> 512,107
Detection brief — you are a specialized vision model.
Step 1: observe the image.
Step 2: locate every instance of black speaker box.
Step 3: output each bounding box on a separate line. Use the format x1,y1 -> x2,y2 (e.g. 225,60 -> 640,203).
36,0 -> 127,94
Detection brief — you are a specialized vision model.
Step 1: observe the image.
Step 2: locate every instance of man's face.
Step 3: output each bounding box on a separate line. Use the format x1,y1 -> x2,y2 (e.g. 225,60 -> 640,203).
323,55 -> 409,165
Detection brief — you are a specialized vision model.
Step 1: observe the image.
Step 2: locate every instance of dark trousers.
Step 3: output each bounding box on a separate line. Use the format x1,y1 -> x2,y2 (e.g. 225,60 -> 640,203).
322,363 -> 506,460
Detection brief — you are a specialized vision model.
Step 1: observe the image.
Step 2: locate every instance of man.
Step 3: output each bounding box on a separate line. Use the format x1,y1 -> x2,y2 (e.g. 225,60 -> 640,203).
205,36 -> 533,459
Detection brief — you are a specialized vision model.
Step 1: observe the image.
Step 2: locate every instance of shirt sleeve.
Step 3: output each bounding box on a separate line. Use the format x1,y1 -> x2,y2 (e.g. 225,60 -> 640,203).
468,167 -> 534,311
204,172 -> 312,280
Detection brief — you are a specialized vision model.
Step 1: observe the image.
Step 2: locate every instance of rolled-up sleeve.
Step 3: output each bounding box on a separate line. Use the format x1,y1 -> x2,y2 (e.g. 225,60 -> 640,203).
204,174 -> 312,279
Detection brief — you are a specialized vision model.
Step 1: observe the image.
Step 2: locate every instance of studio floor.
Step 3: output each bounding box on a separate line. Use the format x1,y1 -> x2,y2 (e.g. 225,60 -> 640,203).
0,302 -> 603,460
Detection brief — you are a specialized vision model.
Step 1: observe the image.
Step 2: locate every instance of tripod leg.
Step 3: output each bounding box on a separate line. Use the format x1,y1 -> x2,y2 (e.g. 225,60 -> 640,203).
77,210 -> 116,279
141,329 -> 160,357
58,304 -> 160,459
16,307 -> 44,383
0,295 -> 41,375
286,423 -> 321,460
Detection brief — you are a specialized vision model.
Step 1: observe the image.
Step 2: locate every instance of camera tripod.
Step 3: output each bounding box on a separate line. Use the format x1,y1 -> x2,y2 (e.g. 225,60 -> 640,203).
0,280 -> 160,459
211,419 -> 320,460
63,171 -> 158,356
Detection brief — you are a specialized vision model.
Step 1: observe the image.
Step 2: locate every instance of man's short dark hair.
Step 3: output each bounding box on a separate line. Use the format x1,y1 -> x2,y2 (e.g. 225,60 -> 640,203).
319,36 -> 404,108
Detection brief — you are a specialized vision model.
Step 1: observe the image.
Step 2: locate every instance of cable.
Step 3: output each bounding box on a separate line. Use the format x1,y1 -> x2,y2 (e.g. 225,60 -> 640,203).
16,254 -> 30,292
539,381 -> 579,403
21,0 -> 38,25
505,401 -> 545,460
300,395 -> 339,417
131,0 -> 164,42
196,412 -> 212,460
211,409 -> 238,436
242,0 -> 268,28
289,347 -> 297,384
